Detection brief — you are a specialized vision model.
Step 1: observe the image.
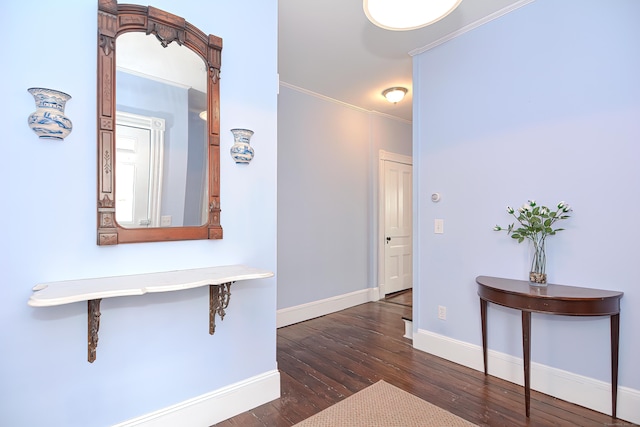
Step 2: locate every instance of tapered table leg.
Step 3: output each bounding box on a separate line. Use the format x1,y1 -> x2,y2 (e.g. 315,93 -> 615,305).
522,310 -> 531,417
611,313 -> 620,418
480,298 -> 488,375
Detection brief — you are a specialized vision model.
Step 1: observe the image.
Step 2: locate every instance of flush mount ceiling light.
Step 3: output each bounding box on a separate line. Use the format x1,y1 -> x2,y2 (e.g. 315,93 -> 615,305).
364,0 -> 462,31
382,87 -> 408,103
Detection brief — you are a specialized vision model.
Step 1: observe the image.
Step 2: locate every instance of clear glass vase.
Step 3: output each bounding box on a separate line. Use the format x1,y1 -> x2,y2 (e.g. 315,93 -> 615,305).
529,239 -> 547,285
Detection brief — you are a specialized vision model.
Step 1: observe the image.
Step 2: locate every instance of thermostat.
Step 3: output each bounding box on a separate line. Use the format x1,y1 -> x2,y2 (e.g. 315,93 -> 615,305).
431,193 -> 441,202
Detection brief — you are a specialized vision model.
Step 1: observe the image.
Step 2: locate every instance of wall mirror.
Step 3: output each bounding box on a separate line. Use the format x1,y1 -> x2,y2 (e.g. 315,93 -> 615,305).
97,0 -> 223,245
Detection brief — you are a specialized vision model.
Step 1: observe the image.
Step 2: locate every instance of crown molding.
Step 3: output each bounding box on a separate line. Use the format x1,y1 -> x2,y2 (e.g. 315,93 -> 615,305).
409,0 -> 535,56
279,81 -> 411,124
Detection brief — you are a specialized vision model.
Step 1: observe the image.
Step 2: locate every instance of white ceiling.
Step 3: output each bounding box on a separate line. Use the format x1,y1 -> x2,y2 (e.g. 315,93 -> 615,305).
278,0 -> 531,122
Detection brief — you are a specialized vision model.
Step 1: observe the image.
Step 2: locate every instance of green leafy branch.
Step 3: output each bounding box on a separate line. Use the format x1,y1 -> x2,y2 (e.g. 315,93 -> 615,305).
494,200 -> 571,245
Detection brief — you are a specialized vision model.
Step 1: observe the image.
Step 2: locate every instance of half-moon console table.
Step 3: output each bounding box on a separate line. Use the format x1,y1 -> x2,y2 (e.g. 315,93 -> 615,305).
476,275 -> 623,418
29,265 -> 274,363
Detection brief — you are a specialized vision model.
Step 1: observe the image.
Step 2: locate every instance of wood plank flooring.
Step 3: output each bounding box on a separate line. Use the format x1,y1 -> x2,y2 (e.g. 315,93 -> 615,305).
215,296 -> 626,426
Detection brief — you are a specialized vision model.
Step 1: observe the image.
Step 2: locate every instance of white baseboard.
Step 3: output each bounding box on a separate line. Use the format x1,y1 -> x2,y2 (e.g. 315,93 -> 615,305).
403,319 -> 413,339
413,329 -> 640,425
277,287 -> 380,328
111,370 -> 281,427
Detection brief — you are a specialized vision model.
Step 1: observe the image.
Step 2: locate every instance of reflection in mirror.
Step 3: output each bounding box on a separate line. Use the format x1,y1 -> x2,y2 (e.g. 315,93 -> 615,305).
115,33 -> 208,228
97,0 -> 223,245
115,111 -> 165,227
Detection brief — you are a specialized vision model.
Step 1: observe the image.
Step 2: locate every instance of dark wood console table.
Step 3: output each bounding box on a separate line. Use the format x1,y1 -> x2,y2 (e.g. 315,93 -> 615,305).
476,275 -> 623,418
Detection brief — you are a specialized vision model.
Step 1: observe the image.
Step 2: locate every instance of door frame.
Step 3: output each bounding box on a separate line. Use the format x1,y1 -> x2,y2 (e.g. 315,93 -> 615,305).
378,150 -> 413,297
116,111 -> 165,227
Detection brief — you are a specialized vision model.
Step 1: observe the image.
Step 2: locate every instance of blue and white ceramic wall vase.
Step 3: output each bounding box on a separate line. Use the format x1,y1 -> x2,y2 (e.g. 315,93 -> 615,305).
229,128 -> 255,164
27,88 -> 73,140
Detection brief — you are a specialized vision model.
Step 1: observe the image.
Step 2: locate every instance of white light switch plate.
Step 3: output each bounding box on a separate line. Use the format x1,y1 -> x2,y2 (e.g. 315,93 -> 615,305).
434,219 -> 444,234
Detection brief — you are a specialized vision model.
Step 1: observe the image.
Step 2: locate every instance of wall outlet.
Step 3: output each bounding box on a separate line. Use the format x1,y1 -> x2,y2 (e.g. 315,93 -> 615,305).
160,215 -> 172,227
438,305 -> 447,320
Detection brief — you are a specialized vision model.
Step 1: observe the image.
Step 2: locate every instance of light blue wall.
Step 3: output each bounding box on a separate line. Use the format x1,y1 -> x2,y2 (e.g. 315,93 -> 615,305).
1,1 -> 277,426
414,0 -> 639,390
277,85 -> 412,309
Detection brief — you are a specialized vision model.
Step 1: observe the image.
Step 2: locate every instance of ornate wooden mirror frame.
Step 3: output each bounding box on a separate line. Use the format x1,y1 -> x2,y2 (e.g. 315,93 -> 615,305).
97,0 -> 223,245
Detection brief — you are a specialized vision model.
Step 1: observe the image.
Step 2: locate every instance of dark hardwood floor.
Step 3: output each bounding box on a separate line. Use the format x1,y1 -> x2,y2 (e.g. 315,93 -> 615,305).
383,288 -> 413,308
215,295 -> 627,426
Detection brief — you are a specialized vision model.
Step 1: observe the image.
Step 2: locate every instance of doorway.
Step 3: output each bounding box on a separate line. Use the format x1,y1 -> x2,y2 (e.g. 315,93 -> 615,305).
378,150 -> 413,297
115,111 -> 165,228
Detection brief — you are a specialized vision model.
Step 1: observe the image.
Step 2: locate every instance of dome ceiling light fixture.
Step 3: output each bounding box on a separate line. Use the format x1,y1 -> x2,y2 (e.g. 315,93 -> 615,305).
363,0 -> 462,31
382,87 -> 408,103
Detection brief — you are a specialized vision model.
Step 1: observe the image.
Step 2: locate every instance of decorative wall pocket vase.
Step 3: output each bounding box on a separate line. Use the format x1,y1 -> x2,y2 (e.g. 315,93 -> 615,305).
229,128 -> 255,163
27,87 -> 73,140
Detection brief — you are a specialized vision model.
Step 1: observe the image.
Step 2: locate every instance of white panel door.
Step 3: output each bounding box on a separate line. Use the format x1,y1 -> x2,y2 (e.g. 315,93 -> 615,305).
384,161 -> 412,295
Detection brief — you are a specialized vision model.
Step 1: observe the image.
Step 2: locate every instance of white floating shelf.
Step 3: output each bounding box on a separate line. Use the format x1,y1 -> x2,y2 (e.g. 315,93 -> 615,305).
29,265 -> 274,362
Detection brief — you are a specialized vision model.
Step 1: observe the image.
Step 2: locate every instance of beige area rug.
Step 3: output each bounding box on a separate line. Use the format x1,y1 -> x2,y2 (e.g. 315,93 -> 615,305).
294,380 -> 477,427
